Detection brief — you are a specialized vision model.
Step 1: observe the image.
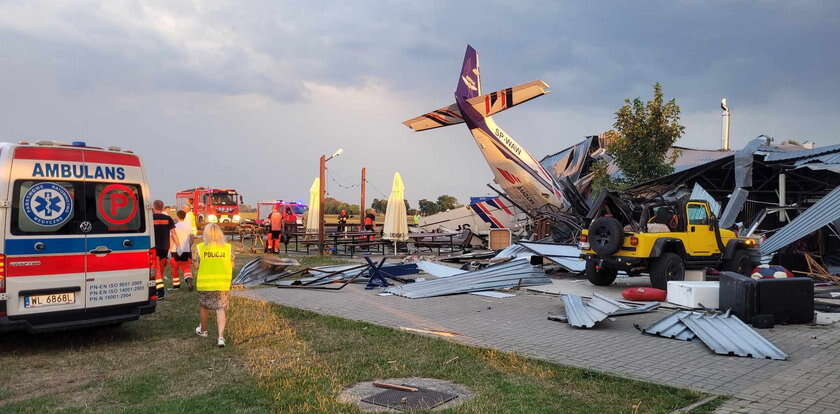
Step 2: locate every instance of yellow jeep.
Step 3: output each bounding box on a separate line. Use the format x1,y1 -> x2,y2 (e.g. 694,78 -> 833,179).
580,199 -> 759,289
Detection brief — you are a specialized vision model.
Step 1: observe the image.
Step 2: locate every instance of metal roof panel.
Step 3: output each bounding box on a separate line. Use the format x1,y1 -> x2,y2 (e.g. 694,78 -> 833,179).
679,312 -> 788,360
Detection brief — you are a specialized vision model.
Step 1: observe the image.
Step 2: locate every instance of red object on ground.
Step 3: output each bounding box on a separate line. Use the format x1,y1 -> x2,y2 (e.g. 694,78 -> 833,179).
622,287 -> 667,302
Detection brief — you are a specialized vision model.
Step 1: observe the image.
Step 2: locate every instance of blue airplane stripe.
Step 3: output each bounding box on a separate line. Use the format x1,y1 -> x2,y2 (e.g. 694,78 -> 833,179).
5,235 -> 151,256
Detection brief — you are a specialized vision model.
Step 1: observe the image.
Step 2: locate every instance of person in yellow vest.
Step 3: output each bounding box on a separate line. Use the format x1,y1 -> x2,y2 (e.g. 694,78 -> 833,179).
193,223 -> 234,347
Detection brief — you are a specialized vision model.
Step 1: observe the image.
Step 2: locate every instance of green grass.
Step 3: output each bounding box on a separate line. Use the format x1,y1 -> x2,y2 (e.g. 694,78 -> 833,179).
0,253 -> 715,413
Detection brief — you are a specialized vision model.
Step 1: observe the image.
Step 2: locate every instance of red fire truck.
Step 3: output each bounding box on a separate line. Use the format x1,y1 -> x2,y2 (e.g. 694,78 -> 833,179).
175,187 -> 243,232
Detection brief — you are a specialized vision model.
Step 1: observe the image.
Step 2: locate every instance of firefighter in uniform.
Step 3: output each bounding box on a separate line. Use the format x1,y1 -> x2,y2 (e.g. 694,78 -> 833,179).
152,200 -> 177,298
194,223 -> 234,347
267,206 -> 283,253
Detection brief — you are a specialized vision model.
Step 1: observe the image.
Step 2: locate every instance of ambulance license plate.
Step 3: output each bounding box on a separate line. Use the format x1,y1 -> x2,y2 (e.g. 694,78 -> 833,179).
24,292 -> 76,308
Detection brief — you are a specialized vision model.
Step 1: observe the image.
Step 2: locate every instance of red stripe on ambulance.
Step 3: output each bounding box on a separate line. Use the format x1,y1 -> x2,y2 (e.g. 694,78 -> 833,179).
14,147 -> 141,167
87,251 -> 149,273
6,255 -> 85,277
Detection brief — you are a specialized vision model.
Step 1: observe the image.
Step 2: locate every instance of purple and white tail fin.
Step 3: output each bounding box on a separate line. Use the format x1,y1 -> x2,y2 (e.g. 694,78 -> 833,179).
455,45 -> 481,99
403,44 -> 548,132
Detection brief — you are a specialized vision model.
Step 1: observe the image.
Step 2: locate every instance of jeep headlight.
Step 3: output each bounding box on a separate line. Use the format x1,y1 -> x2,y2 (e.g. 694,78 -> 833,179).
208,214 -> 218,223
233,215 -> 241,222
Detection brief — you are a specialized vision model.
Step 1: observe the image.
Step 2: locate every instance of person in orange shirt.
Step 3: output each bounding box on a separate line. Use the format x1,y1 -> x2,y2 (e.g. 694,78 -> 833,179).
267,206 -> 284,253
281,207 -> 297,244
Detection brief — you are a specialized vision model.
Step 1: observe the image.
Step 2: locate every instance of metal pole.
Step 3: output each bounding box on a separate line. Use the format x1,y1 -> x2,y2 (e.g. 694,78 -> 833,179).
360,167 -> 366,231
779,173 -> 787,222
319,155 -> 326,254
721,98 -> 731,151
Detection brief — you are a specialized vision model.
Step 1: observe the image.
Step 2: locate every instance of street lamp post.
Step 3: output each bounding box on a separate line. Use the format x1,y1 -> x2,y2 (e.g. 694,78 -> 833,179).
319,149 -> 343,254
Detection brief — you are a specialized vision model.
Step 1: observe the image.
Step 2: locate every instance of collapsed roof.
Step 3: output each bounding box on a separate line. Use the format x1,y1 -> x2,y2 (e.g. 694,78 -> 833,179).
541,135 -> 840,255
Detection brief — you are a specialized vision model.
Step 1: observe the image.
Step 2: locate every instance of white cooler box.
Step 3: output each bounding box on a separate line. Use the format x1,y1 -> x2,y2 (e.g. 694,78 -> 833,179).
666,281 -> 720,309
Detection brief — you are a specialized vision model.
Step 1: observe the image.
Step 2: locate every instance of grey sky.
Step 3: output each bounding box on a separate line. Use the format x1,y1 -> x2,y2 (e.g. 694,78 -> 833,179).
1,1 -> 839,207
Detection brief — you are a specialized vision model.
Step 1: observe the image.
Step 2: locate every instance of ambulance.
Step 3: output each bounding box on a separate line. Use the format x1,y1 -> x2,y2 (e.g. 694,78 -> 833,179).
0,140 -> 157,333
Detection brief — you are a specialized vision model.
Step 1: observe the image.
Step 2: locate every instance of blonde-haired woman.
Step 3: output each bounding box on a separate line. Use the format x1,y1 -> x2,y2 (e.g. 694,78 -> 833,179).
193,223 -> 234,347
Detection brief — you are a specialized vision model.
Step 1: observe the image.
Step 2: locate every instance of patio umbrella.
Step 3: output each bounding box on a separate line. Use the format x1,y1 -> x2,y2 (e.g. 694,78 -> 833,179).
383,172 -> 408,249
305,177 -> 320,235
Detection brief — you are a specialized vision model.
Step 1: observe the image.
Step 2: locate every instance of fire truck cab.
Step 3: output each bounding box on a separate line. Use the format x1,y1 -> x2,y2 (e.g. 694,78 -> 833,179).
176,187 -> 242,232
0,140 -> 156,333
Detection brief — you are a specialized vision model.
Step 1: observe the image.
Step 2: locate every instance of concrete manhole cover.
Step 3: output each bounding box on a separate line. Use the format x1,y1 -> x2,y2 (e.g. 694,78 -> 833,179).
338,377 -> 473,412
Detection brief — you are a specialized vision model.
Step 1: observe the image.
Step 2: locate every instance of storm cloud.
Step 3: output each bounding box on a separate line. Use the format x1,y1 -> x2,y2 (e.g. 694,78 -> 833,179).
1,1 -> 838,205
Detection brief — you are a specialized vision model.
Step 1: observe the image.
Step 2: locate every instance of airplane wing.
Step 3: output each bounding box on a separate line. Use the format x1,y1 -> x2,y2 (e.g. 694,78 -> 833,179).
402,104 -> 464,132
403,80 -> 550,132
465,80 -> 550,117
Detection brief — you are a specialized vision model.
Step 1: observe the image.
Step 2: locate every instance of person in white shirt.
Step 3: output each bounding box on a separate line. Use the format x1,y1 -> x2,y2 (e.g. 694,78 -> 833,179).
171,210 -> 196,290
184,199 -> 197,236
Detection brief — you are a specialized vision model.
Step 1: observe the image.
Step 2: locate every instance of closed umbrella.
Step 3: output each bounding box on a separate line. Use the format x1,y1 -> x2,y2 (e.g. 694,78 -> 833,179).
305,177 -> 320,236
383,172 -> 408,252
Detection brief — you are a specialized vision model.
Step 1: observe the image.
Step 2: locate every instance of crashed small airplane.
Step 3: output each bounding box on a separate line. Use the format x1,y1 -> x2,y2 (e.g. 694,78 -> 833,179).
403,45 -> 565,216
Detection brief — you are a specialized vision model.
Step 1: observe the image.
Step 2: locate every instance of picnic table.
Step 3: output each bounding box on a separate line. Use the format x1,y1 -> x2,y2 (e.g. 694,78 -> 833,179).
286,231 -> 321,254
328,231 -> 384,256
285,230 -> 385,256
409,232 -> 458,254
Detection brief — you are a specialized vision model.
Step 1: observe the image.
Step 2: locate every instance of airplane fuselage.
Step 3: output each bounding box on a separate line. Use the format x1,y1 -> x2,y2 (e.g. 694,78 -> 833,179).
455,96 -> 564,214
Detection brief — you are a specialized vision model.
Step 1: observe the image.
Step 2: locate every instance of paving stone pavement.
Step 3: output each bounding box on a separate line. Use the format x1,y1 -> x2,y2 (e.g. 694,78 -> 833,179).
237,281 -> 840,414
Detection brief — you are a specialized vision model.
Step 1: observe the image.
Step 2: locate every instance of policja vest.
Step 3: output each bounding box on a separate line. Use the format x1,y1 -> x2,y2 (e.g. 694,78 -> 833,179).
195,242 -> 233,291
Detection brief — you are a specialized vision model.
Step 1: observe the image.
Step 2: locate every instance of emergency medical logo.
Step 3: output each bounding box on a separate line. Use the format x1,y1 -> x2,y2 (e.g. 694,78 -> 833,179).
23,182 -> 73,226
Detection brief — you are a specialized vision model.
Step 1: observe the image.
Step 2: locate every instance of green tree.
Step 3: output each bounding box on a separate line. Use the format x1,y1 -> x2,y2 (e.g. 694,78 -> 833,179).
436,195 -> 460,211
370,198 -> 388,213
418,199 -> 439,216
594,83 -> 685,190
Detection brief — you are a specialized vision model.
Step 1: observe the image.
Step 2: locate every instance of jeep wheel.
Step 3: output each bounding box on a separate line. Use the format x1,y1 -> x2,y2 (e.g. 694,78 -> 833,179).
724,249 -> 753,276
649,252 -> 685,290
588,217 -> 623,255
586,260 -> 618,286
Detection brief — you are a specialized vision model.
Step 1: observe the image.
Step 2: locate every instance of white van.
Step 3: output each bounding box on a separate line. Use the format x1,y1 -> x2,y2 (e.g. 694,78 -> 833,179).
0,141 -> 156,332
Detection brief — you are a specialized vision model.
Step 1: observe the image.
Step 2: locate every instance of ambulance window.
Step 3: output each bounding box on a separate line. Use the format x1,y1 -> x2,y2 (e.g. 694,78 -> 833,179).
11,180 -> 82,235
88,183 -> 145,233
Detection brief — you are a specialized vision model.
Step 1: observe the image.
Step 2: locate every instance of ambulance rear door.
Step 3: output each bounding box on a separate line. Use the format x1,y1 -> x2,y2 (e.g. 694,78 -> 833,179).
5,147 -> 88,316
82,151 -> 151,309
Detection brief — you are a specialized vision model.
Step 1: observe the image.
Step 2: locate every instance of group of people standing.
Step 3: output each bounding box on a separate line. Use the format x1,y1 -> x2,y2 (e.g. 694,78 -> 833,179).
153,199 -> 234,348
152,200 -> 197,295
336,209 -> 375,232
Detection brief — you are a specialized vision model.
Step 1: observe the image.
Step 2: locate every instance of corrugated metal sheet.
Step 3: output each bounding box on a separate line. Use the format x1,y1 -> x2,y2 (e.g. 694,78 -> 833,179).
763,143 -> 840,162
493,244 -> 532,260
760,186 -> 840,254
796,151 -> 840,166
417,261 -> 464,278
640,311 -> 788,360
640,311 -> 696,341
690,183 -> 721,215
794,152 -> 840,173
588,293 -> 659,316
718,188 -> 749,229
385,259 -> 550,298
586,293 -> 624,315
562,294 -> 609,328
679,312 -> 788,360
518,242 -> 586,272
562,294 -> 658,329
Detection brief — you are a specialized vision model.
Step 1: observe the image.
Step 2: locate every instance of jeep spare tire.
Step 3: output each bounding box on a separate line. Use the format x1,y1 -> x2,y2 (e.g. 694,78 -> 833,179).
588,217 -> 623,255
